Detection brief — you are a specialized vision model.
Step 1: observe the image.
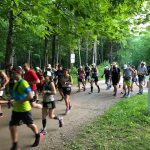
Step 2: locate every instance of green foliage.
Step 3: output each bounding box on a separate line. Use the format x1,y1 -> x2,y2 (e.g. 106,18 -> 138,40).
0,0 -> 149,67
66,94 -> 150,150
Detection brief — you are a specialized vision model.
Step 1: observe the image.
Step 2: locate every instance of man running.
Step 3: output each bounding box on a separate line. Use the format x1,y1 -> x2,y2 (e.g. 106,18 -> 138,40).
55,64 -> 64,101
137,61 -> 148,94
22,63 -> 42,109
122,64 -> 134,98
84,63 -> 91,85
102,66 -> 111,90
89,63 -> 100,94
110,62 -> 121,96
9,68 -> 43,150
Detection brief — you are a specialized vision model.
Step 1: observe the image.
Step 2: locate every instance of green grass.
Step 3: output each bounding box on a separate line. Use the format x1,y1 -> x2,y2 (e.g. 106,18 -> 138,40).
66,94 -> 150,150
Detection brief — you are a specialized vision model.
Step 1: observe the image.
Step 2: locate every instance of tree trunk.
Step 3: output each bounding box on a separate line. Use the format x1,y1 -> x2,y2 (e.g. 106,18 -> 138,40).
78,41 -> 81,66
44,37 -> 48,68
109,40 -> 113,64
93,39 -> 97,65
100,37 -> 104,63
51,35 -> 56,68
5,10 -> 14,71
85,40 -> 89,64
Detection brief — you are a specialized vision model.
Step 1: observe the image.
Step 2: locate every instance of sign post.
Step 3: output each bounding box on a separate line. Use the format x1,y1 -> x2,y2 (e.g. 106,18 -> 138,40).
70,54 -> 75,64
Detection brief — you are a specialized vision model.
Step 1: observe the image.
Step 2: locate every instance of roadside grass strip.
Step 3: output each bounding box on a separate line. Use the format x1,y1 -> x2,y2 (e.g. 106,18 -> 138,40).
66,94 -> 150,150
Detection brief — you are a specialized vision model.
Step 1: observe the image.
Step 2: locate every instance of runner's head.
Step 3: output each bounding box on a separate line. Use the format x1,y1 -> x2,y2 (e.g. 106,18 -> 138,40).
22,63 -> 30,71
63,68 -> 69,75
35,67 -> 41,72
12,67 -> 23,80
43,71 -> 52,82
58,64 -> 62,70
123,64 -> 128,69
92,63 -> 96,68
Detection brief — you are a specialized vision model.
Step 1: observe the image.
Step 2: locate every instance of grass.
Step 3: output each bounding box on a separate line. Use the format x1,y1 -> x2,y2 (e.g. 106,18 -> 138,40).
66,94 -> 150,150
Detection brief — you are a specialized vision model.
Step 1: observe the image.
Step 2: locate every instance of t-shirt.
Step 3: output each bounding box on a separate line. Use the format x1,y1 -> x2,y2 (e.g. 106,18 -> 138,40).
24,69 -> 39,91
36,71 -> 44,86
111,67 -> 120,80
13,79 -> 32,112
137,66 -> 147,75
123,68 -> 132,77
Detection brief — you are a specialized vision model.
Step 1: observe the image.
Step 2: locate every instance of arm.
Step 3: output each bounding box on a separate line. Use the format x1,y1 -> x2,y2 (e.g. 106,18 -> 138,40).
1,72 -> 9,89
11,90 -> 33,105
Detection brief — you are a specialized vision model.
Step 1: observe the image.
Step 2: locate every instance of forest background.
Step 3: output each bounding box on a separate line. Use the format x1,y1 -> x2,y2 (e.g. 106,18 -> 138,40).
0,0 -> 150,71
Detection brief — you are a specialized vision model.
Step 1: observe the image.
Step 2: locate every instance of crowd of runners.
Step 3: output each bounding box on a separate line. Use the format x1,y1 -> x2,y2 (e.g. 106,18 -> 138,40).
0,61 -> 149,150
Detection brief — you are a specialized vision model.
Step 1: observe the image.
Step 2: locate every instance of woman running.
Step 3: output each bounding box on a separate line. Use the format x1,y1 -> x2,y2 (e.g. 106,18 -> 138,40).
60,68 -> 73,115
40,71 -> 63,135
0,71 -> 9,117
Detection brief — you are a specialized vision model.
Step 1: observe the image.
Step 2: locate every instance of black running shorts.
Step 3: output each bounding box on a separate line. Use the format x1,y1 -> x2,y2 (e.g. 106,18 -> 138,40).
9,111 -> 33,126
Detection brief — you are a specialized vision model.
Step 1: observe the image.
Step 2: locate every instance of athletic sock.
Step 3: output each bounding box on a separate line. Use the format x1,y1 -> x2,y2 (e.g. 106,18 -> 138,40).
91,86 -> 93,92
42,119 -> 46,129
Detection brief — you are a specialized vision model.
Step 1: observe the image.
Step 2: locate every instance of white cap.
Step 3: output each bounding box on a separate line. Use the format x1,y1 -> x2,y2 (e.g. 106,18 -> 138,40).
141,61 -> 145,65
35,67 -> 40,70
44,71 -> 51,77
47,64 -> 52,69
92,63 -> 96,66
124,64 -> 128,69
80,66 -> 83,69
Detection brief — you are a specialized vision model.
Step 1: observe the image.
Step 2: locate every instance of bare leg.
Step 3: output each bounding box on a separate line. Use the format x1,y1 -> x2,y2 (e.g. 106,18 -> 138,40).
9,126 -> 18,143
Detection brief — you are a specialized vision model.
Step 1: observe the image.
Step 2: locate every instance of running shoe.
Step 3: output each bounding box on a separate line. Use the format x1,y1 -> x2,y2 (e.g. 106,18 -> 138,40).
65,109 -> 70,115
58,117 -> 64,127
69,105 -> 72,110
98,87 -> 100,93
31,133 -> 43,147
10,144 -> 20,150
88,92 -> 93,94
40,129 -> 47,135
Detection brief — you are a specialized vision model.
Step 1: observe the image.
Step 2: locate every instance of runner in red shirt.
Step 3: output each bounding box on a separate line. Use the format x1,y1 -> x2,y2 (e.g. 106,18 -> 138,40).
23,63 -> 42,109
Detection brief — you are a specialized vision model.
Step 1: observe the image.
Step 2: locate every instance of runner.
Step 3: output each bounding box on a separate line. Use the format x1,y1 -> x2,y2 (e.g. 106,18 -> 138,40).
137,61 -> 148,94
89,63 -> 100,94
122,64 -> 134,98
9,68 -> 43,150
131,65 -> 139,92
35,67 -> 44,94
40,71 -> 63,135
0,71 -> 9,117
55,64 -> 64,101
60,68 -> 73,115
84,63 -> 91,85
102,66 -> 111,90
110,62 -> 121,96
77,66 -> 86,92
22,63 -> 42,109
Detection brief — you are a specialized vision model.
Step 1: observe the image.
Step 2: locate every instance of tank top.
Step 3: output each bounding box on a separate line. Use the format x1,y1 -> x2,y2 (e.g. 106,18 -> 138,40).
43,81 -> 54,102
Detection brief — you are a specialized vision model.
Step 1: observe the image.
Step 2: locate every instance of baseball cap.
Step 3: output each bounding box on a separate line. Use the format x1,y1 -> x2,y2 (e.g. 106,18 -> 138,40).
124,64 -> 128,69
43,71 -> 51,77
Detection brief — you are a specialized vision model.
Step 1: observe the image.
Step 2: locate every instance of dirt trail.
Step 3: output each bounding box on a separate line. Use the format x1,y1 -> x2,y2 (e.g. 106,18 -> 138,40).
0,80 -> 147,150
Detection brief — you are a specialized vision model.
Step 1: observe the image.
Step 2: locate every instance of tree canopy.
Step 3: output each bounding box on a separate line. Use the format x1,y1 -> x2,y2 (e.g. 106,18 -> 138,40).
0,0 -> 149,69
